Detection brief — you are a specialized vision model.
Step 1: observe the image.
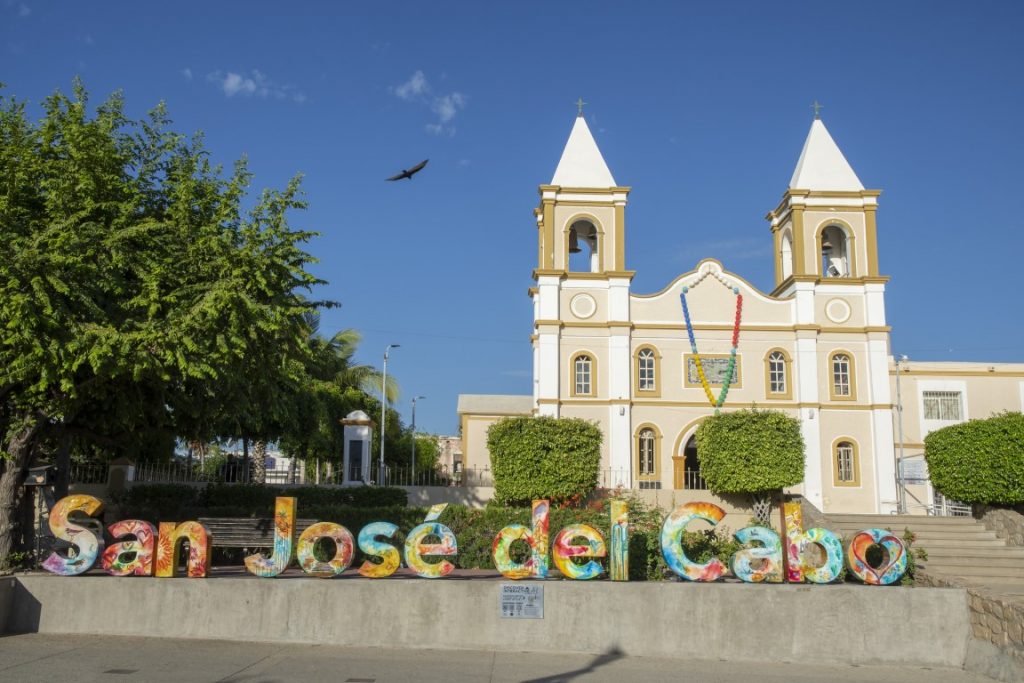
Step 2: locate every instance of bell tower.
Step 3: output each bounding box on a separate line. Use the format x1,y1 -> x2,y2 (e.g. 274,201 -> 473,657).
534,112 -> 629,275
531,109 -> 634,482
765,111 -> 898,513
766,114 -> 884,293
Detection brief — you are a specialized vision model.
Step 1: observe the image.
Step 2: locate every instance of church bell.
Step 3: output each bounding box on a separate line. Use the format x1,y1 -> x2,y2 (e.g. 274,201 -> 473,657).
568,228 -> 581,253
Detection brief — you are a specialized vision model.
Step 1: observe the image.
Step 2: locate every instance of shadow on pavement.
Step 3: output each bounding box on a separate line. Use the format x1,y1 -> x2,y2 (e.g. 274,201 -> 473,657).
519,646 -> 625,682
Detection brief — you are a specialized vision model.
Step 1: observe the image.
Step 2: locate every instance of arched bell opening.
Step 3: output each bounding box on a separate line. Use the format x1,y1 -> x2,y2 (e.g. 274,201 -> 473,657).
820,225 -> 850,278
568,219 -> 599,273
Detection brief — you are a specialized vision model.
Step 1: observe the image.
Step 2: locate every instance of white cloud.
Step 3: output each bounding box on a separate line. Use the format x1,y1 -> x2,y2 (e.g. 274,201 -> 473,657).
392,70 -> 468,136
432,92 -> 466,123
181,68 -> 193,81
393,70 -> 429,100
206,69 -> 305,103
18,3 -> 29,17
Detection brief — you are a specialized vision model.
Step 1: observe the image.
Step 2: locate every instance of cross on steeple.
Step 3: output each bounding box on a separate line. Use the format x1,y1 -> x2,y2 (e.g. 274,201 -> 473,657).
811,100 -> 824,120
576,97 -> 587,117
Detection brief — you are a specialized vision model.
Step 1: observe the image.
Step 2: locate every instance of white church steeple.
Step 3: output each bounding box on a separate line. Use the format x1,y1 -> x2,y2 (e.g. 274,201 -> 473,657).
789,118 -> 864,192
551,114 -> 617,188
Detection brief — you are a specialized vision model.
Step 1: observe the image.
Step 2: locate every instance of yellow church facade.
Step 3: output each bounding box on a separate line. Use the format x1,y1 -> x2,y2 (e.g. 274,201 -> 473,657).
458,113 -> 1024,515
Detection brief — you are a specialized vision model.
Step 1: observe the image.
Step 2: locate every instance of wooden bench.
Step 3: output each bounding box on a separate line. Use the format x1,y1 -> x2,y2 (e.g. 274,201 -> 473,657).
198,517 -> 319,549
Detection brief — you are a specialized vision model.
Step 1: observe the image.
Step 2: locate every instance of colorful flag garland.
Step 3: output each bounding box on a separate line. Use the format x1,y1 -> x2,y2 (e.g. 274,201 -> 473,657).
679,276 -> 743,409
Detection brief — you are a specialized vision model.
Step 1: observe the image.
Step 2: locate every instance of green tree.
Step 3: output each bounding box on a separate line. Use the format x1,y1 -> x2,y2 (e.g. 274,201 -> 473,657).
695,409 -> 805,522
0,82 -> 323,561
925,412 -> 1024,505
487,416 -> 602,505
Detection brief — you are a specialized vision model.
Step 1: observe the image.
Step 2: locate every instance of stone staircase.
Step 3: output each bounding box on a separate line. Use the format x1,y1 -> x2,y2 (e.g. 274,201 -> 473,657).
824,513 -> 1024,585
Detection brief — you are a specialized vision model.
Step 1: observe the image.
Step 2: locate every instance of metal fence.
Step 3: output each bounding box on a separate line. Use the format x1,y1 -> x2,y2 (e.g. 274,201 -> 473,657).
69,461 -> 109,484
129,460 -> 493,488
597,468 -> 707,491
118,460 -> 714,492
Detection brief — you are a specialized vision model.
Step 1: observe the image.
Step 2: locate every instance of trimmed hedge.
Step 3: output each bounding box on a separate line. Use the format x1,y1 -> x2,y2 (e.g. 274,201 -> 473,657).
924,412 -> 1024,505
114,484 -> 407,521
487,416 -> 602,505
695,408 -> 805,495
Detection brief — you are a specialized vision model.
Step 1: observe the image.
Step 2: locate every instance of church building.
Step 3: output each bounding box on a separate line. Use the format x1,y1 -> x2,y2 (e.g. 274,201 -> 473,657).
457,111 -> 1024,515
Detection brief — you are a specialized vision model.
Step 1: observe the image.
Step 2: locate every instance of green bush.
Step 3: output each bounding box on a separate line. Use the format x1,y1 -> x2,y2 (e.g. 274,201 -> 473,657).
695,408 -> 805,495
487,416 -> 602,505
112,483 -> 201,521
924,412 -> 1024,505
114,484 -> 408,522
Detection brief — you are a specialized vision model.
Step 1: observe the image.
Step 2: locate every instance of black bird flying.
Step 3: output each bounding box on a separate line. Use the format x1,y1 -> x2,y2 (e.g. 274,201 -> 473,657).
386,159 -> 429,181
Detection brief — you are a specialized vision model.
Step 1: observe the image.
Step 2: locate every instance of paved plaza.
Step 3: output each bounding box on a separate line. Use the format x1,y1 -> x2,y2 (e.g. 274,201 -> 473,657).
0,633 -> 997,683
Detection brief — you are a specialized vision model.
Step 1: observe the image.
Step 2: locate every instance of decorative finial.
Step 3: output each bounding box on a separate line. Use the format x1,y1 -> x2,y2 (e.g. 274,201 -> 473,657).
576,97 -> 586,117
811,100 -> 823,120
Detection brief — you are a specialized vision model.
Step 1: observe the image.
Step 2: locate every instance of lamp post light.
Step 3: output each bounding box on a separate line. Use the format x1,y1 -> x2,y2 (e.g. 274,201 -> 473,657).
411,395 -> 426,485
379,344 -> 400,486
894,354 -> 909,514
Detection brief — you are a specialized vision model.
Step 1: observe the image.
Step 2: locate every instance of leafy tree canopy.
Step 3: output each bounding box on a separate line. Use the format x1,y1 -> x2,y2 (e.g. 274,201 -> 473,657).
0,81 -> 324,558
695,408 -> 805,495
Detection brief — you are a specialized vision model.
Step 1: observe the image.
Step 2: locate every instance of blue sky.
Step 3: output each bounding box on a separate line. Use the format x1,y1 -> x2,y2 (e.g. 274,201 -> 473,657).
3,1 -> 1023,434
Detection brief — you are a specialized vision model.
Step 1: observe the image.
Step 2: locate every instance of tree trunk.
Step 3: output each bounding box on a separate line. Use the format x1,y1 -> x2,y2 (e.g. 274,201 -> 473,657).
55,431 -> 72,500
0,416 -> 44,563
252,440 -> 267,484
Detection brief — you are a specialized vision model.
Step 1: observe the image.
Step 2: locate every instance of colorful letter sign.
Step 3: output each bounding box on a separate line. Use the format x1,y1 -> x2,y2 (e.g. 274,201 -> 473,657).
404,504 -> 459,578
846,528 -> 907,585
731,526 -> 783,583
492,499 -> 550,580
661,502 -> 727,581
38,494 -> 908,586
297,522 -> 355,578
783,502 -> 843,583
244,497 -> 296,578
42,494 -> 104,576
102,520 -> 156,576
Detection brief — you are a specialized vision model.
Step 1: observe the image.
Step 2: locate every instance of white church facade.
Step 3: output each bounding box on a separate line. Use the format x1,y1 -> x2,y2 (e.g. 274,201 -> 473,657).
458,113 -> 1024,515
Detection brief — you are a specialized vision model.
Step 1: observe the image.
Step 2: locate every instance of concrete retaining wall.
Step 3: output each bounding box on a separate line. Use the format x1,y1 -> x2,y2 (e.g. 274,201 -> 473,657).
974,505 -> 1024,547
400,485 -> 495,508
5,574 -> 971,668
0,576 -> 14,633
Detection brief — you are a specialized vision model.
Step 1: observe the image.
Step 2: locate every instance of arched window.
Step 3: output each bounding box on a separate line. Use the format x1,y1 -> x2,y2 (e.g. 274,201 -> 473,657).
635,425 -> 661,489
634,346 -> 659,395
639,429 -> 656,475
567,219 -> 600,273
780,230 -> 793,280
571,352 -> 595,397
820,225 -> 850,278
764,349 -> 791,399
678,434 -> 707,490
829,351 -> 855,400
833,439 -> 860,486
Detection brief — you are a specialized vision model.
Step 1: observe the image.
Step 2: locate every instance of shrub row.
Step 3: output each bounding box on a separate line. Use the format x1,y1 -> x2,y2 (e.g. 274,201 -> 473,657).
113,483 -> 408,521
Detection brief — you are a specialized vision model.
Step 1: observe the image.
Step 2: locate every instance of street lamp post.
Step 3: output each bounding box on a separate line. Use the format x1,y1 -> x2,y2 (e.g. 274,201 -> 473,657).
379,344 -> 400,486
411,395 -> 426,485
894,354 -> 909,514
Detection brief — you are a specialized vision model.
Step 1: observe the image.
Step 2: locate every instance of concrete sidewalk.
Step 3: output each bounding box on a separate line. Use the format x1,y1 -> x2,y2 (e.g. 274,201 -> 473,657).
0,634 -> 997,683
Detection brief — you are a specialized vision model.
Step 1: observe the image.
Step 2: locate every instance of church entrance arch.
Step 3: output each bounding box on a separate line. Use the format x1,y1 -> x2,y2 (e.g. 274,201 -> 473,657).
672,425 -> 709,490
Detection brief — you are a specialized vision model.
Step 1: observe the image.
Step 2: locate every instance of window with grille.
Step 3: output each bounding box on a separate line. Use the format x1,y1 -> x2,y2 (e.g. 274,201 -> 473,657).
836,441 -> 856,483
832,353 -> 851,397
638,428 -> 656,476
922,391 -> 962,421
574,354 -> 592,395
768,351 -> 786,394
638,348 -> 656,391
